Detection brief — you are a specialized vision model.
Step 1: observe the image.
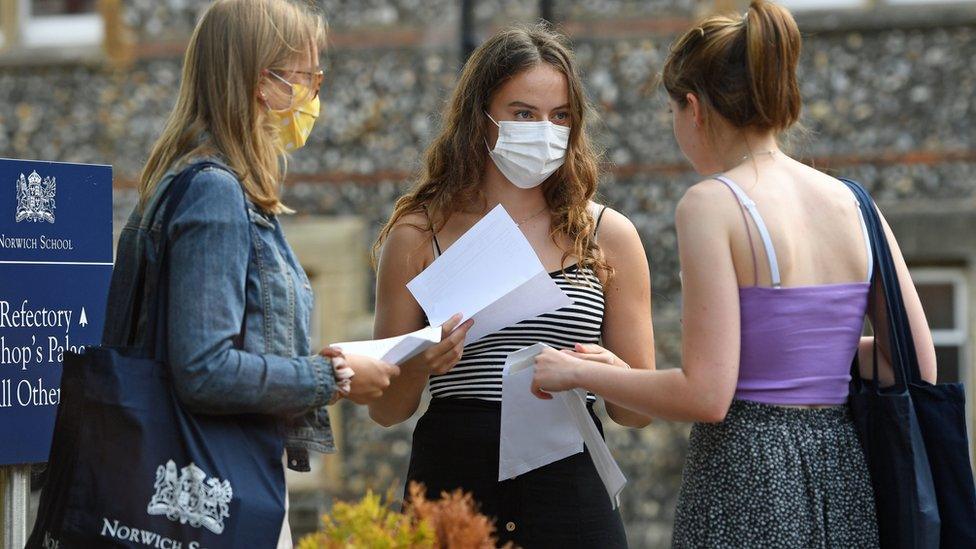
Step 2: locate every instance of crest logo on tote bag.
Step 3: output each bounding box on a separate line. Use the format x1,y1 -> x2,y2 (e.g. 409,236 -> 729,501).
15,170 -> 56,223
146,460 -> 233,535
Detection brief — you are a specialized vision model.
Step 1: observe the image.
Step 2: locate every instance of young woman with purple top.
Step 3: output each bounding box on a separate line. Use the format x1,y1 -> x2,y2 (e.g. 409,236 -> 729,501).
530,1 -> 937,547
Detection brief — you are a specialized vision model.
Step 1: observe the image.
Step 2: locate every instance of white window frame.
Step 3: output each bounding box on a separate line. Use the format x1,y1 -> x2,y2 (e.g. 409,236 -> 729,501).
911,267 -> 972,457
912,268 -> 968,356
780,0 -> 975,10
886,0 -> 976,4
778,0 -> 868,10
18,0 -> 103,49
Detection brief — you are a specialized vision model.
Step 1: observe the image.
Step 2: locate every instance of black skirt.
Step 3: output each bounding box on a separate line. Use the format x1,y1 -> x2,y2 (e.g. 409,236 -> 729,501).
405,397 -> 628,549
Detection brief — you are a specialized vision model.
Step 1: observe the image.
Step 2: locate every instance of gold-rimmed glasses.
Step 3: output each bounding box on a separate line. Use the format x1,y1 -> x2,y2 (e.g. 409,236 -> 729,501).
265,68 -> 325,105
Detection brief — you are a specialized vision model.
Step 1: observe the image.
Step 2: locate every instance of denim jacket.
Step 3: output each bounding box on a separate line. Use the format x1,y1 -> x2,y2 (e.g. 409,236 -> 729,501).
102,156 -> 336,471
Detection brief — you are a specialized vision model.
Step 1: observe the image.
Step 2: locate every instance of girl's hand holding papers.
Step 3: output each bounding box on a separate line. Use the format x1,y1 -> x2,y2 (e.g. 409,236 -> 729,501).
531,344 -> 631,400
322,345 -> 402,405
402,313 -> 475,375
530,346 -> 585,399
562,343 -> 630,369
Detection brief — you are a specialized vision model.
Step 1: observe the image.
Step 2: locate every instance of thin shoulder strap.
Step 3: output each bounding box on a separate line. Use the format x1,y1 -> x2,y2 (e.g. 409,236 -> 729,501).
424,207 -> 442,259
593,205 -> 608,242
713,175 -> 782,288
848,190 -> 874,282
432,233 -> 442,259
718,185 -> 761,286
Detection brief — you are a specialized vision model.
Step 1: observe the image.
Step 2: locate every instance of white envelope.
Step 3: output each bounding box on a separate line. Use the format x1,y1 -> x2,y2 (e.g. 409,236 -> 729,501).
499,344 -> 584,482
499,343 -> 627,509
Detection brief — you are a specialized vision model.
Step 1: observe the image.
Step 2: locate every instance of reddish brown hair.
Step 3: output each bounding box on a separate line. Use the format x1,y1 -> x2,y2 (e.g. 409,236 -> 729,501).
662,0 -> 801,133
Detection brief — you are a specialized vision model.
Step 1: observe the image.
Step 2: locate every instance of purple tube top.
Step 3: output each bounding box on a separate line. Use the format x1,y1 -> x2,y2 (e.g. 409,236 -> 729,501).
712,174 -> 874,407
735,283 -> 870,405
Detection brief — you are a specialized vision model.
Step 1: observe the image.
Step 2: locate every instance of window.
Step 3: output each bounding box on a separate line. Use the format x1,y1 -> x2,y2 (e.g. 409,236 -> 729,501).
0,0 -> 104,50
779,0 -> 975,10
887,0 -> 976,3
912,268 -> 969,386
778,0 -> 867,9
30,0 -> 96,16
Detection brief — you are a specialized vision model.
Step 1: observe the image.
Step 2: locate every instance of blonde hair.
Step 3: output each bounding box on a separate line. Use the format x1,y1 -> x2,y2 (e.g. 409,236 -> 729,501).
138,0 -> 326,214
373,24 -> 611,280
662,0 -> 801,134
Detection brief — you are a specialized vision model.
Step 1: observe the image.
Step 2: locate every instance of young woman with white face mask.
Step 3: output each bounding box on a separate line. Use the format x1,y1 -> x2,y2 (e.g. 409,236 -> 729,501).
369,25 -> 655,548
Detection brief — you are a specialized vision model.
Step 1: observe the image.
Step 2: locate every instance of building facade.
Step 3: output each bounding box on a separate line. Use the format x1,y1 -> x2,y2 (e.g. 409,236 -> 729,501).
1,0 -> 974,545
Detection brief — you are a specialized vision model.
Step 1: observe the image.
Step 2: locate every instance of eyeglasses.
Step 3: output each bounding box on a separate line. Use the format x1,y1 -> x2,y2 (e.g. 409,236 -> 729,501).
265,68 -> 325,104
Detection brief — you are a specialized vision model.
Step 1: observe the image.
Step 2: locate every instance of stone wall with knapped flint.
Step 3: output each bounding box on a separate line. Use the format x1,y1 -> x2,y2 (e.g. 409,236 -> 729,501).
2,1 -> 974,546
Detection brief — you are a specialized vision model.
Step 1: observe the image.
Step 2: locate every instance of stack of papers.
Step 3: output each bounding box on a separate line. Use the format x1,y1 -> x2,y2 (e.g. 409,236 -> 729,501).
499,343 -> 627,509
406,205 -> 572,343
331,326 -> 441,365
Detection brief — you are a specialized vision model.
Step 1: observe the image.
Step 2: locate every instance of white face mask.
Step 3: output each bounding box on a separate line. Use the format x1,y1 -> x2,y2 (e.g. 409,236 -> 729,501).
485,112 -> 570,189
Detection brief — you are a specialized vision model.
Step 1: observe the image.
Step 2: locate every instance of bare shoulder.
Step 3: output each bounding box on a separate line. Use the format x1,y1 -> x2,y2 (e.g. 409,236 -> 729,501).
379,211 -> 433,272
676,179 -> 739,225
591,204 -> 641,251
389,211 -> 430,239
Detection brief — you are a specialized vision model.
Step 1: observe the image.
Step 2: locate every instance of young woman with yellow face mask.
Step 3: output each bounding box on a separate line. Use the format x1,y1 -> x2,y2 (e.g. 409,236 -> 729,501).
100,1 -> 399,545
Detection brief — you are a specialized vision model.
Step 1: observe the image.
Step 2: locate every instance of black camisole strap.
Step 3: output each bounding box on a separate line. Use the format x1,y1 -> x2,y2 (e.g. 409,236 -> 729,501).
432,232 -> 442,258
594,205 -> 609,241
424,206 -> 443,258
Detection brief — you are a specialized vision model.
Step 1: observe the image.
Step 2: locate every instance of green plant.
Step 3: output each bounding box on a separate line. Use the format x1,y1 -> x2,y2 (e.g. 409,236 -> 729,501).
297,488 -> 434,549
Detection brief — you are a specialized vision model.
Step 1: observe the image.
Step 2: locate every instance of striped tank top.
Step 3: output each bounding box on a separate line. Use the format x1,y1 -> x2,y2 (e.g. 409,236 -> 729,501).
427,207 -> 607,403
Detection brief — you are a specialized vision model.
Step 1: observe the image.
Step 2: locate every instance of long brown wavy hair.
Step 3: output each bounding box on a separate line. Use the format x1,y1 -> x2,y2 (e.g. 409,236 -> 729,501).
373,23 -> 610,280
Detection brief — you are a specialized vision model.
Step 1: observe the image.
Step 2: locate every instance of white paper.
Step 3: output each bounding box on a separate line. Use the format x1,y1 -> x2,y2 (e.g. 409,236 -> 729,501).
331,326 -> 441,365
499,344 -> 583,481
406,205 -> 571,343
562,388 -> 627,508
499,343 -> 627,509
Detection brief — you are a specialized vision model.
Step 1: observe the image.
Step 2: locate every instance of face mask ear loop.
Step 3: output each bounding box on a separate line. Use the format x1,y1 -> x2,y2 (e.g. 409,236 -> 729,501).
266,70 -> 300,110
484,111 -> 501,153
484,111 -> 501,127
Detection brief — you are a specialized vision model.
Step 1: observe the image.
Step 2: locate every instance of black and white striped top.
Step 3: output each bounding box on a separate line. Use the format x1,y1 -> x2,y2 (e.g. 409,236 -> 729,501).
428,208 -> 607,403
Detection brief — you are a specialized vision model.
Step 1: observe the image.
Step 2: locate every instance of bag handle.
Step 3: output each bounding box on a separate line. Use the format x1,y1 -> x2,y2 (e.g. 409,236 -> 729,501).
143,162 -> 216,360
142,161 -> 249,362
840,178 -> 922,390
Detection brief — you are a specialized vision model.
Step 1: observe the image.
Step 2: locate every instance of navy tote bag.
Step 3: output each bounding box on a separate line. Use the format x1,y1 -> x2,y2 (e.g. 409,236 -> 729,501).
842,178 -> 976,549
28,163 -> 287,548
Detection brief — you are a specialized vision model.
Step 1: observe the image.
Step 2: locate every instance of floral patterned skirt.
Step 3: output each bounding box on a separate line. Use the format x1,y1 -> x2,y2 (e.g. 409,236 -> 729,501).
672,399 -> 879,549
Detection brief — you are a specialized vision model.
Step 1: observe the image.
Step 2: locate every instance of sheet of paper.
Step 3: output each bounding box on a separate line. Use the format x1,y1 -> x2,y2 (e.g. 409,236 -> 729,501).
563,388 -> 627,508
331,326 -> 441,365
406,205 -> 571,343
499,343 -> 627,509
499,344 -> 583,481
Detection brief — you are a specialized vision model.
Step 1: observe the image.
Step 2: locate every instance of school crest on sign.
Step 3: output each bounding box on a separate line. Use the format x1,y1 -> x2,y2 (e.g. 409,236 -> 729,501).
15,170 -> 56,223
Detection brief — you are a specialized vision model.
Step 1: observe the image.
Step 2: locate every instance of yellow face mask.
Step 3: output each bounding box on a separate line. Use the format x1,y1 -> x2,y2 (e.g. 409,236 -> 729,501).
267,80 -> 320,151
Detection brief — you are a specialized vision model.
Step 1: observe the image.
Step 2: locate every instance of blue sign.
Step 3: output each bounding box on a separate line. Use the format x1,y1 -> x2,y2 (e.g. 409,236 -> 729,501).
0,158 -> 113,465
